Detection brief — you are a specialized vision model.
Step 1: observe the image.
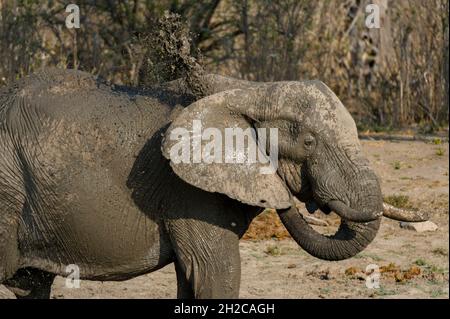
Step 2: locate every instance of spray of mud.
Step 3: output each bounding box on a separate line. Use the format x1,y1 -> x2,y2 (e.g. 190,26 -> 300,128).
138,12 -> 211,100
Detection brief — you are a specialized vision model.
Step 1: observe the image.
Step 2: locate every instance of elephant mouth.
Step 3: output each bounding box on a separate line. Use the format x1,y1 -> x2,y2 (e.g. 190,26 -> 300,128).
305,199 -> 382,223
305,200 -> 331,215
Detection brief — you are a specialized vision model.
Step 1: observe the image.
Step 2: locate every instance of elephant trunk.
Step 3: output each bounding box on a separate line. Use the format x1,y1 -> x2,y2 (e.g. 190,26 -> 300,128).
278,205 -> 381,261
328,199 -> 383,223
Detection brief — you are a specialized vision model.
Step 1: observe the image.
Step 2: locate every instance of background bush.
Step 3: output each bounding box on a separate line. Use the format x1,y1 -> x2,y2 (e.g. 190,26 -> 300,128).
0,0 -> 448,130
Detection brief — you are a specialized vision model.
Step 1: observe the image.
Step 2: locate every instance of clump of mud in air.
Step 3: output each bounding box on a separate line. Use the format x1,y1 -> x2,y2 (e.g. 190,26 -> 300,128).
138,12 -> 211,100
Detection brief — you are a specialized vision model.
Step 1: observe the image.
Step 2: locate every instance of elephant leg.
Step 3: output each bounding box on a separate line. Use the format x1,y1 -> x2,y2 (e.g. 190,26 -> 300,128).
0,205 -> 20,285
4,268 -> 55,299
166,218 -> 241,299
175,260 -> 195,299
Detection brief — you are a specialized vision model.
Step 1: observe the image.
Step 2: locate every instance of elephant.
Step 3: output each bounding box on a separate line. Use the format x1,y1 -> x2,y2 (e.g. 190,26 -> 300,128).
0,68 -> 415,299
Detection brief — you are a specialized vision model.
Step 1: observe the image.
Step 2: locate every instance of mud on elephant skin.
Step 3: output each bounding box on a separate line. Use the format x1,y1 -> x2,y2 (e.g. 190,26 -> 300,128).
0,69 -> 419,299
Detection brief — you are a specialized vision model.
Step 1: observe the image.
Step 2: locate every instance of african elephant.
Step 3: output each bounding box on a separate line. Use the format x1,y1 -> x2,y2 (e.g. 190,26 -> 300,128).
0,68 -> 409,299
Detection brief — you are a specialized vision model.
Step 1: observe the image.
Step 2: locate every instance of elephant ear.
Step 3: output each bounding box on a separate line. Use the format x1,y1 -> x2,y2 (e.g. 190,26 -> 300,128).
162,89 -> 291,209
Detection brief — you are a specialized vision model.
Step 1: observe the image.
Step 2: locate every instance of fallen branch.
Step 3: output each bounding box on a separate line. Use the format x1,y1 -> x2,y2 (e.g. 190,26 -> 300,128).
358,133 -> 448,143
302,214 -> 330,227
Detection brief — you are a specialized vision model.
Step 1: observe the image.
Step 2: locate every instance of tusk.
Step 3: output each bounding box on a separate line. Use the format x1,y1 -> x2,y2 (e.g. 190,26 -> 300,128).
382,202 -> 429,222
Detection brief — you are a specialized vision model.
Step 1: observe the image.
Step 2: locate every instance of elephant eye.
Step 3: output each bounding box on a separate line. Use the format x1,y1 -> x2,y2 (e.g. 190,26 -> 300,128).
303,134 -> 315,148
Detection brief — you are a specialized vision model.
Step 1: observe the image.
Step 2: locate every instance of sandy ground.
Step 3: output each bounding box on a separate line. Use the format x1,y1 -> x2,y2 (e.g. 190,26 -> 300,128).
1,139 -> 448,299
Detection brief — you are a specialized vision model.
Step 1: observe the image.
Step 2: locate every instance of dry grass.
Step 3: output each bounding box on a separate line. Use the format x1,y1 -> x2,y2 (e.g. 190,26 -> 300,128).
1,1 -> 447,129
344,263 -> 422,283
384,194 -> 413,209
243,209 -> 291,240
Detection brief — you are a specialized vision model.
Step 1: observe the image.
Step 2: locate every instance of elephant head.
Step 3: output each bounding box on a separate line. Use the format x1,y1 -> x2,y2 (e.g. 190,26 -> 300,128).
162,80 -> 384,261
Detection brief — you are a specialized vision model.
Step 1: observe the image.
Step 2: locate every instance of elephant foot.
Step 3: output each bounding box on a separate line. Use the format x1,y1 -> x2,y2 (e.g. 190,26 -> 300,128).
4,268 -> 55,299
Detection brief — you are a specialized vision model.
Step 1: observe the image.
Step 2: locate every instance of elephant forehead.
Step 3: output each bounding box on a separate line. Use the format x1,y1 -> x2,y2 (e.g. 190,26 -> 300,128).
277,81 -> 359,144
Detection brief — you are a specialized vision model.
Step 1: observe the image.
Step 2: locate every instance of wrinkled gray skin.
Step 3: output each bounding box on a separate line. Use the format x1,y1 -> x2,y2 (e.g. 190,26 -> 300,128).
0,69 -> 383,299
